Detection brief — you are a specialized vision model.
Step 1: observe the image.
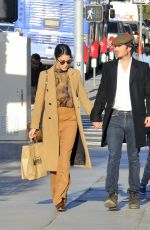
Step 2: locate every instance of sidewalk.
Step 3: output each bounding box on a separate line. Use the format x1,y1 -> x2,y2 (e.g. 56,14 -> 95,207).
48,147 -> 150,230
0,147 -> 107,230
1,146 -> 150,230
84,72 -> 101,103
81,73 -> 101,115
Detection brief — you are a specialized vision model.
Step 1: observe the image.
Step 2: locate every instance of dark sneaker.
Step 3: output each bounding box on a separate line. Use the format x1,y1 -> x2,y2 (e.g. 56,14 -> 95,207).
55,198 -> 66,212
128,192 -> 140,209
139,184 -> 146,194
104,193 -> 118,209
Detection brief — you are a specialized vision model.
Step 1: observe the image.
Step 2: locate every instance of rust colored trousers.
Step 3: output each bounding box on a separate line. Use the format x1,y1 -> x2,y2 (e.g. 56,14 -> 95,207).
50,107 -> 77,205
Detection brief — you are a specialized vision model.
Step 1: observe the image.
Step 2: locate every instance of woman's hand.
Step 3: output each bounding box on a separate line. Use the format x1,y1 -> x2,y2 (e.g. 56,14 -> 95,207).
29,128 -> 37,140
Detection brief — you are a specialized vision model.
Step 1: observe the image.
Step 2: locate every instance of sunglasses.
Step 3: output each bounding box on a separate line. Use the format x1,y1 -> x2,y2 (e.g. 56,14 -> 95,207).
57,59 -> 72,65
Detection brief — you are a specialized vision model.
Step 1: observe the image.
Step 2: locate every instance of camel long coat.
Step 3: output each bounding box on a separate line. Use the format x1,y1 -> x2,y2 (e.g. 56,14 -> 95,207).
31,65 -> 93,171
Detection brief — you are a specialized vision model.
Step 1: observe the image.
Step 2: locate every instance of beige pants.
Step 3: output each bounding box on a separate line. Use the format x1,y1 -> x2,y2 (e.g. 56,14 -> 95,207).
50,107 -> 77,205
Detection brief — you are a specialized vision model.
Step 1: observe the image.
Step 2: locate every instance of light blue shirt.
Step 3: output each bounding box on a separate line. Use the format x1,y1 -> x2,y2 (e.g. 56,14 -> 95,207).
139,54 -> 150,67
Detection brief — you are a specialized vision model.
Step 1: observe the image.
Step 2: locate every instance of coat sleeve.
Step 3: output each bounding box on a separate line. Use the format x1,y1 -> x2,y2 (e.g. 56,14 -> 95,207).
31,71 -> 46,129
145,63 -> 150,116
90,65 -> 107,122
77,71 -> 93,116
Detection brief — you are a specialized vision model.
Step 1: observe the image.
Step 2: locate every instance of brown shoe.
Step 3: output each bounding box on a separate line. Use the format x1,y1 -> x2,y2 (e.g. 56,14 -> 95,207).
55,198 -> 66,212
104,193 -> 118,210
128,192 -> 140,209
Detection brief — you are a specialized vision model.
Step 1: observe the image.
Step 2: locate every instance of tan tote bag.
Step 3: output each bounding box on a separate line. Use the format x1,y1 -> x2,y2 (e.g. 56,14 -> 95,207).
21,142 -> 47,180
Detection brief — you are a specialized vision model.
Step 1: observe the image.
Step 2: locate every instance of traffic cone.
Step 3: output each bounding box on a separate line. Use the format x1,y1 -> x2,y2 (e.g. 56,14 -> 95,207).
137,38 -> 143,58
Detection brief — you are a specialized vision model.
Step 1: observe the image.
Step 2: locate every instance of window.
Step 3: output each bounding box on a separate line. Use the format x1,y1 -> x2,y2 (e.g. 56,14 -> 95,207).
0,23 -> 14,32
108,22 -> 118,33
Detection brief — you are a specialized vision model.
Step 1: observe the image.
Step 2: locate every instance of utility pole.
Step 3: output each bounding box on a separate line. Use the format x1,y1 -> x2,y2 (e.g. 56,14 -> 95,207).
139,3 -> 143,42
74,0 -> 84,80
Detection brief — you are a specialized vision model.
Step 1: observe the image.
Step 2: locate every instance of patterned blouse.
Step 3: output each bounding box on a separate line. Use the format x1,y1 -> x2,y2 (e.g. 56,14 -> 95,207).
54,67 -> 74,108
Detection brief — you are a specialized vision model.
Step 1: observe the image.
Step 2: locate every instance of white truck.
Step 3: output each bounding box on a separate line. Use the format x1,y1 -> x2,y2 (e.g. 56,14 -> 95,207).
110,1 -> 139,22
110,1 -> 139,44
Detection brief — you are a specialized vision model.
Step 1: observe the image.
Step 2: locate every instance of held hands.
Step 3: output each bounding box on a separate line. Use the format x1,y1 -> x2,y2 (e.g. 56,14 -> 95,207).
29,128 -> 37,140
144,117 -> 150,127
92,122 -> 103,129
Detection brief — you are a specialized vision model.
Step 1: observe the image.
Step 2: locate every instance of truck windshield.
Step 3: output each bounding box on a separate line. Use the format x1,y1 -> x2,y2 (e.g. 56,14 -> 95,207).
108,22 -> 118,33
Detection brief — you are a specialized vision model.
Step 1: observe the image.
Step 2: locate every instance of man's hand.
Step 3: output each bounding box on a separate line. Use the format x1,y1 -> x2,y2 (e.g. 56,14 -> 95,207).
144,116 -> 150,127
92,122 -> 103,129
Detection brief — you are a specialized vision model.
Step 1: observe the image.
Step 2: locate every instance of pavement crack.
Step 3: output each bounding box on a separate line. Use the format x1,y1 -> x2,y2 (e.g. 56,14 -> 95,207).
42,174 -> 106,228
134,209 -> 146,230
66,174 -> 106,207
41,208 -> 59,229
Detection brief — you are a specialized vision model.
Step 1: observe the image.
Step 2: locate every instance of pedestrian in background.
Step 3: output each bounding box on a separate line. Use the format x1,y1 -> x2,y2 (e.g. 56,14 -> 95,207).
31,53 -> 45,104
139,43 -> 150,67
90,34 -> 150,210
140,131 -> 150,194
29,44 -> 93,212
139,43 -> 150,194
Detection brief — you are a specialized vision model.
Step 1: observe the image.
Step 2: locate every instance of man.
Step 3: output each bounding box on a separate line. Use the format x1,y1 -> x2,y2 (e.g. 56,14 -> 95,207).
139,43 -> 150,194
31,53 -> 45,104
139,44 -> 150,67
140,131 -> 150,194
90,34 -> 150,210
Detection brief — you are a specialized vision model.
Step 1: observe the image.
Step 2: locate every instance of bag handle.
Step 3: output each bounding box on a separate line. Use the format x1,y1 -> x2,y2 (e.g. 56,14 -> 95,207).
29,138 -> 38,144
45,70 -> 48,90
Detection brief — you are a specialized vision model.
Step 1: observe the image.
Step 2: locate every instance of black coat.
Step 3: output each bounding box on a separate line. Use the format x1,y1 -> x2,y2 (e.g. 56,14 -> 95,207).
90,58 -> 150,148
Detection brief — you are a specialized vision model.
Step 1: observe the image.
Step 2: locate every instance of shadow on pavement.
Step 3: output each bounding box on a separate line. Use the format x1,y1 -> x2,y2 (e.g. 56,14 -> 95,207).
37,199 -> 53,204
0,164 -> 48,196
66,185 -> 128,210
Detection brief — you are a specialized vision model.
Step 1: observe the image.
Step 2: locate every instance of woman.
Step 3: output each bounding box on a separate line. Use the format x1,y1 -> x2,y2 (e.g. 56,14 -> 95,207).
29,44 -> 93,211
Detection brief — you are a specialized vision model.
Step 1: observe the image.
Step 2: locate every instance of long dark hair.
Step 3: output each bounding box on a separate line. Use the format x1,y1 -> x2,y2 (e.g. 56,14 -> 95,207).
54,44 -> 72,59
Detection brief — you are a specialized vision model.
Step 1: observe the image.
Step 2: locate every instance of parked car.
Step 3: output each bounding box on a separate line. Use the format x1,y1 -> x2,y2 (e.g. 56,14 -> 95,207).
144,19 -> 150,28
107,20 -> 126,41
123,23 -> 133,35
146,29 -> 150,43
0,23 -> 14,32
126,22 -> 139,44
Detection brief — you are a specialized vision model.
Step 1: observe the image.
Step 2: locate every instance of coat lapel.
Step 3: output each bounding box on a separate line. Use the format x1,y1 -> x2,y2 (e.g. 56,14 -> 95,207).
68,68 -> 73,84
129,58 -> 138,86
47,66 -> 57,100
111,60 -> 118,94
112,58 -> 137,90
68,68 -> 77,96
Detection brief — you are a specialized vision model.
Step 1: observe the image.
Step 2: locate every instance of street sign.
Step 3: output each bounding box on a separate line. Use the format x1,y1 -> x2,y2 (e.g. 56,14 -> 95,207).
85,4 -> 103,22
132,0 -> 149,4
